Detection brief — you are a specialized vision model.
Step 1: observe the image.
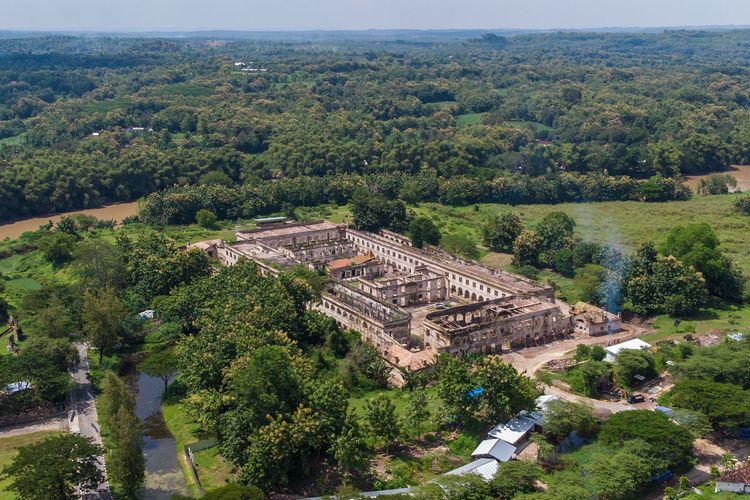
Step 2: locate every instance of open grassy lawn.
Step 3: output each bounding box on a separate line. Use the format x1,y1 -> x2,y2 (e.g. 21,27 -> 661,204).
0,431 -> 61,499
505,120 -> 554,132
644,303 -> 750,343
413,194 -> 750,276
0,136 -> 22,147
456,113 -> 484,125
162,399 -> 234,494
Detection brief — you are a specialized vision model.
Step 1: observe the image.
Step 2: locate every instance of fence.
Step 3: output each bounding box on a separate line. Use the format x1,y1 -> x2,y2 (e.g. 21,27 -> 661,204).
184,438 -> 219,496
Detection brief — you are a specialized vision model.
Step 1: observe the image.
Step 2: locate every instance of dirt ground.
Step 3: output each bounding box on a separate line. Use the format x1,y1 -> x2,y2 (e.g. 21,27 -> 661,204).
684,165 -> 750,192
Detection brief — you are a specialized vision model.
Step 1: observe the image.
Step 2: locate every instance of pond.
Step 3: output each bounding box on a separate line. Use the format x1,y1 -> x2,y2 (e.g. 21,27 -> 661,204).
134,372 -> 189,499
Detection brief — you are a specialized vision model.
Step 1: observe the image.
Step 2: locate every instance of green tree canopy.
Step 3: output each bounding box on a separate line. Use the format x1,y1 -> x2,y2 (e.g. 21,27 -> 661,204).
0,435 -> 103,500
599,410 -> 694,468
408,217 -> 441,248
483,211 -> 524,252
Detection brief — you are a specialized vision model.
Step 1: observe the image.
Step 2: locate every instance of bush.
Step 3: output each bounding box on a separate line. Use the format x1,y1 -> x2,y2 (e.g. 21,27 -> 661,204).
196,209 -> 218,229
735,195 -> 750,215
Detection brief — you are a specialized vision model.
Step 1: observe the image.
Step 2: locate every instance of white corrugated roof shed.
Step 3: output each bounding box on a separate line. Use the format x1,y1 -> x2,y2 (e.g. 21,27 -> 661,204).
471,438 -> 516,462
445,458 -> 499,481
487,415 -> 536,445
604,338 -> 652,362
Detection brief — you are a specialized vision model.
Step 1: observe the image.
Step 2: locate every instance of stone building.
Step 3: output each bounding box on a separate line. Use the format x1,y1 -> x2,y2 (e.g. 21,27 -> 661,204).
358,266 -> 447,307
423,295 -> 570,354
571,302 -> 622,336
345,229 -> 554,301
326,252 -> 384,280
319,280 -> 411,351
192,220 -> 577,370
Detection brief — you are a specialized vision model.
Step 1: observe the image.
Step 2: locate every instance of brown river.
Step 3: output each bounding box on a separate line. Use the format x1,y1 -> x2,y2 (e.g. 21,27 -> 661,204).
0,201 -> 140,240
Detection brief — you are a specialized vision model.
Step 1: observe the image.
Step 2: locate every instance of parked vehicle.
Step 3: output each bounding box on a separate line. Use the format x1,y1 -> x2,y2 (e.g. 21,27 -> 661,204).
627,394 -> 645,404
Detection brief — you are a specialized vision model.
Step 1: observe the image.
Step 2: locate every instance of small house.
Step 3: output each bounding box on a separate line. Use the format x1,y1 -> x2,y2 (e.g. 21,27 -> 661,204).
445,458 -> 499,482
715,463 -> 750,494
487,415 -> 538,446
571,302 -> 622,336
604,338 -> 652,363
471,438 -> 516,462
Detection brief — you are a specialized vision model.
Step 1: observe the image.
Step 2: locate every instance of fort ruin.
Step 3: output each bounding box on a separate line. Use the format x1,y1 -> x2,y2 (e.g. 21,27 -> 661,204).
192,219 -> 620,370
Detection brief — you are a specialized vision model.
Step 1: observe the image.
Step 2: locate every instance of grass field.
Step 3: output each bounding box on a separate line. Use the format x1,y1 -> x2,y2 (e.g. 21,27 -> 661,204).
162,399 -> 234,494
644,303 -> 750,343
505,120 -> 554,132
0,136 -> 22,147
411,195 -> 750,276
0,431 -> 61,499
456,113 -> 484,125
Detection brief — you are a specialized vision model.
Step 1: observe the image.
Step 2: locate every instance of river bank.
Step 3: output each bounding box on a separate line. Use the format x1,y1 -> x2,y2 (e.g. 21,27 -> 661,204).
0,201 -> 140,240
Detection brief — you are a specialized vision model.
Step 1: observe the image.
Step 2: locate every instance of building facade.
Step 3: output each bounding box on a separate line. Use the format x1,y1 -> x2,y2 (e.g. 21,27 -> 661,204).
193,220 -> 577,370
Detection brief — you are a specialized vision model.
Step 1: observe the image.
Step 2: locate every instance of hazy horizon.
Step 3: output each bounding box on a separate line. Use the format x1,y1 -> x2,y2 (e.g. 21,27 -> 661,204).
1,0 -> 749,32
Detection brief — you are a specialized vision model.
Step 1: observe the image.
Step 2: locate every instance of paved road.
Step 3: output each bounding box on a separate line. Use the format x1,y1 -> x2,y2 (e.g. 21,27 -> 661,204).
0,417 -> 68,438
68,342 -> 112,499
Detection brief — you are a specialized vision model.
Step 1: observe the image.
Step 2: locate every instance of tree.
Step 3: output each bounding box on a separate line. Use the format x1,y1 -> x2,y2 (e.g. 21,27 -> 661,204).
139,348 -> 179,390
483,211 -> 523,252
334,410 -> 369,479
408,217 -> 441,248
38,232 -> 76,264
364,394 -> 401,450
535,212 -> 576,263
475,355 -> 539,422
82,287 -> 128,363
490,460 -> 542,498
230,346 -> 304,430
574,344 -> 591,362
512,230 -> 543,267
735,195 -> 750,215
441,234 -> 479,259
56,216 -> 80,237
196,209 -> 218,229
436,355 -> 478,423
573,264 -> 608,305
34,295 -> 74,338
101,371 -> 133,426
590,344 -> 607,362
405,389 -> 430,440
111,404 -> 145,497
599,410 -> 694,468
661,379 -> 750,429
0,435 -> 103,500
541,400 -> 600,443
697,174 -> 738,195
567,360 -> 612,398
671,409 -> 713,438
199,171 -> 234,187
625,255 -> 708,316
660,223 -> 744,302
73,240 -> 128,292
613,349 -> 658,388
202,484 -> 265,499
351,189 -> 407,232
586,439 -> 667,500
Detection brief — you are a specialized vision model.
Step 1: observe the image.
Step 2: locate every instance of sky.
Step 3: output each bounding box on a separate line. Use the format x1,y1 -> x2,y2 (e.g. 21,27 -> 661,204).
1,0 -> 749,32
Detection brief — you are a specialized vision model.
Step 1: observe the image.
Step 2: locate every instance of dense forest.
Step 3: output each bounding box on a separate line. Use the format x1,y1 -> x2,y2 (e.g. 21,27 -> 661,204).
3,30 -> 750,221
